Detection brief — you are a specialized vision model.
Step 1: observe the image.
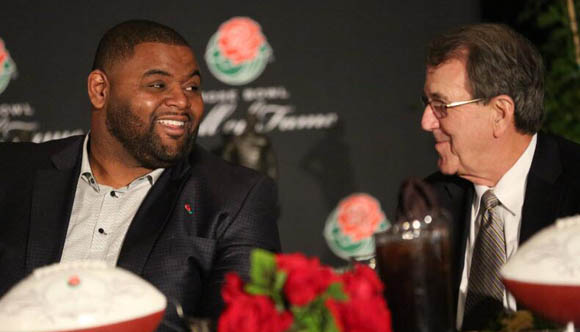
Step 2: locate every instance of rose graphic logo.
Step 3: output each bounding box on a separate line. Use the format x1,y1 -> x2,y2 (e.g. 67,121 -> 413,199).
218,18 -> 265,65
324,193 -> 389,261
0,38 -> 17,95
205,17 -> 272,85
337,194 -> 385,242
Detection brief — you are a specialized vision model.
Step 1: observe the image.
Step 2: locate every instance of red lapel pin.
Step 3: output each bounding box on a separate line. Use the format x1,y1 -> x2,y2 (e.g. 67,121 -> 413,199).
184,203 -> 193,215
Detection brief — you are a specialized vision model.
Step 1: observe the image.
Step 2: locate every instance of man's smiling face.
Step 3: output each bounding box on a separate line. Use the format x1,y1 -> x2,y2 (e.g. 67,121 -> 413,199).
421,58 -> 493,178
104,42 -> 204,169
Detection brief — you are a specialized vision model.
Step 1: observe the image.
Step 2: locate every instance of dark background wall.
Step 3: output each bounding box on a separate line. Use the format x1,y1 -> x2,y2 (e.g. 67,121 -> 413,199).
0,1 -> 481,266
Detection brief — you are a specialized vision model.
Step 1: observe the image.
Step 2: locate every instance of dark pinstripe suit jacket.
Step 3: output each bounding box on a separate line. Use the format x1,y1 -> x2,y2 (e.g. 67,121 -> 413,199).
427,132 -> 580,322
0,135 -> 281,331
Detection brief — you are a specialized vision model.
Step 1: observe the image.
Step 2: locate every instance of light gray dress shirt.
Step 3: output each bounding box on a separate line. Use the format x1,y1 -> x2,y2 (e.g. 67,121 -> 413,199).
60,135 -> 164,266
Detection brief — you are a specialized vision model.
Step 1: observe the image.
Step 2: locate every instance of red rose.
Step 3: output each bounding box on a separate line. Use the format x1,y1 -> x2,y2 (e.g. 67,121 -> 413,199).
219,292 -> 293,332
330,297 -> 392,332
220,272 -> 292,332
276,253 -> 338,306
217,17 -> 265,65
341,264 -> 384,300
328,265 -> 392,332
222,272 -> 245,303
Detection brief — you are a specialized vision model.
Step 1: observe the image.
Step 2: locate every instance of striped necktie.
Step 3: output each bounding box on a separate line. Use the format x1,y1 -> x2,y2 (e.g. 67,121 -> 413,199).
462,190 -> 506,331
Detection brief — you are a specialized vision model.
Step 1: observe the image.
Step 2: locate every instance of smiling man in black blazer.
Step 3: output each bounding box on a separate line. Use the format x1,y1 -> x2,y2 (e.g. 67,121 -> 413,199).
0,20 -> 280,331
420,24 -> 580,331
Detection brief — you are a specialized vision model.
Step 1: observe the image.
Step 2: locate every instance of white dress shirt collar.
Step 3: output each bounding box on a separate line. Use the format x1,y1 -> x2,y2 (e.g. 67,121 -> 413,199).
473,134 -> 537,216
79,134 -> 164,192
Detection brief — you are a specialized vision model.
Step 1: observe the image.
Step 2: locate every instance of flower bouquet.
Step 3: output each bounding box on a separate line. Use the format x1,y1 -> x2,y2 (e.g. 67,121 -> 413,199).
218,249 -> 392,332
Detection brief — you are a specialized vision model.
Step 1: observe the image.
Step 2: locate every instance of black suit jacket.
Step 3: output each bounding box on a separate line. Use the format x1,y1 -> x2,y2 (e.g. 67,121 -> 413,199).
427,133 -> 580,320
0,135 -> 281,331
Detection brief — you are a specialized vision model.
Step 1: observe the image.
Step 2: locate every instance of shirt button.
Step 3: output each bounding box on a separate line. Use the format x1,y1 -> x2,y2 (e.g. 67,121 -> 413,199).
110,191 -> 117,198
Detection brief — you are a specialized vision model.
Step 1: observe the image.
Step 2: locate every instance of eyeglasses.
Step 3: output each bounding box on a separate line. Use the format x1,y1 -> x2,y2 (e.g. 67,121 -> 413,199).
420,95 -> 483,119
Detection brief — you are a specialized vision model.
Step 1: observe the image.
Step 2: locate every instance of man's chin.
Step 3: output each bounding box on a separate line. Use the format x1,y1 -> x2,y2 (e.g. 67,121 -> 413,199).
151,129 -> 196,164
158,129 -> 194,146
158,145 -> 186,160
437,158 -> 458,175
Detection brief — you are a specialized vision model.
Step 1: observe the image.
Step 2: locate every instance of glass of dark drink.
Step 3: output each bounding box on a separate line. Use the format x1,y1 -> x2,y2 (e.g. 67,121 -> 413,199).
375,214 -> 454,332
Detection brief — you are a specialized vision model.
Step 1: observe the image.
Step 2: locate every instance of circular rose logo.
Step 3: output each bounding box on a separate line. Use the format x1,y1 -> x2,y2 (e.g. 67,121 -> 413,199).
337,194 -> 385,242
0,46 -> 7,76
0,38 -> 17,95
324,193 -> 389,261
205,17 -> 272,86
217,17 -> 265,65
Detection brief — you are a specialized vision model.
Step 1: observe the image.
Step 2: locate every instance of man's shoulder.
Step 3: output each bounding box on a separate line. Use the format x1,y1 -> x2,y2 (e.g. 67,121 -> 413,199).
0,135 -> 83,168
537,133 -> 580,177
550,133 -> 580,164
188,145 -> 274,189
183,145 -> 277,216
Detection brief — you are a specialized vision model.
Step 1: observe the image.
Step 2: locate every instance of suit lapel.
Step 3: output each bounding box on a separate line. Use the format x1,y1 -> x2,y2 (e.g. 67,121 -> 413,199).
456,185 -> 473,285
520,133 -> 562,244
26,138 -> 83,274
445,181 -> 472,306
117,162 -> 191,275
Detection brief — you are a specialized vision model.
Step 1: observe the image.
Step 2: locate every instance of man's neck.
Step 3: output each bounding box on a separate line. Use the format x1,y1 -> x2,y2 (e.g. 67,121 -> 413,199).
462,133 -> 533,187
88,136 -> 152,189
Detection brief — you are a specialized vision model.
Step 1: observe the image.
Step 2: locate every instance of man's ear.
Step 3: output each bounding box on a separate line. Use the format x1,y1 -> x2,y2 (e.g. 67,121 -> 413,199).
490,94 -> 515,137
87,70 -> 109,110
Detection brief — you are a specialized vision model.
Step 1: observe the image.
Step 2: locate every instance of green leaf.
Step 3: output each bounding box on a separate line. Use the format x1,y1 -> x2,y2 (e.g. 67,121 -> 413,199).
249,249 -> 276,288
245,283 -> 270,296
274,270 -> 287,292
324,282 -> 348,301
322,313 -> 341,332
271,270 -> 287,308
289,297 -> 342,332
291,299 -> 322,332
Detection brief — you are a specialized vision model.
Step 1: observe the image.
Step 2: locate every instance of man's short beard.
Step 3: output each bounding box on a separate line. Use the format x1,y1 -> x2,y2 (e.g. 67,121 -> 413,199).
105,99 -> 195,169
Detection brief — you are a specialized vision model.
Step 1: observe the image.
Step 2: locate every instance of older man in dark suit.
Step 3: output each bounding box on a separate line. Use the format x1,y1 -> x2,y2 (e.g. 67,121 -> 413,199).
421,24 -> 580,330
0,20 -> 280,331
